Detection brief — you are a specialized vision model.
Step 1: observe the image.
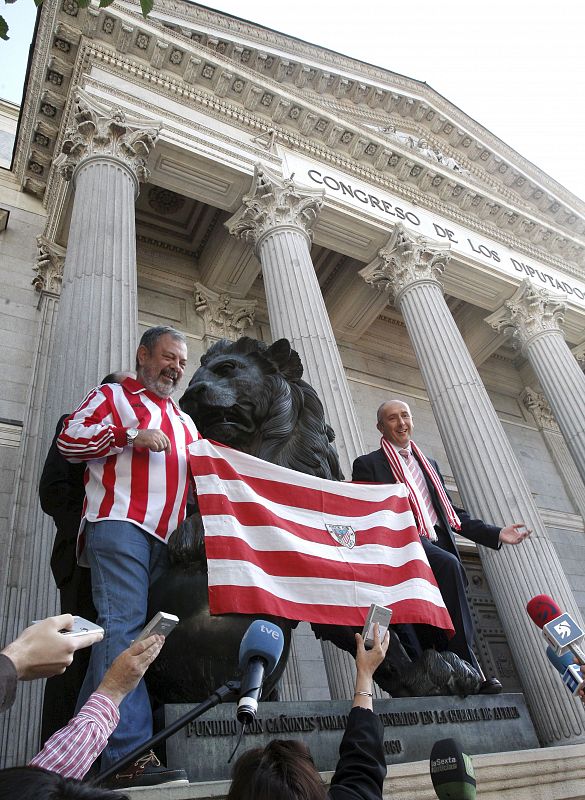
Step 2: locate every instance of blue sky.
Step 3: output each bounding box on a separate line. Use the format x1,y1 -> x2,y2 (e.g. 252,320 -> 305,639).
2,0 -> 585,202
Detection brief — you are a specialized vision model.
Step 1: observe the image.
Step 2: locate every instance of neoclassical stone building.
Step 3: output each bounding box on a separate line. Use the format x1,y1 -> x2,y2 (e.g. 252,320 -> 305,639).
1,0 -> 585,789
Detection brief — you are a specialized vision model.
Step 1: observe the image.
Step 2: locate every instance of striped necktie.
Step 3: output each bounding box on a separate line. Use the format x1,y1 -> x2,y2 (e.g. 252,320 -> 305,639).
399,448 -> 438,529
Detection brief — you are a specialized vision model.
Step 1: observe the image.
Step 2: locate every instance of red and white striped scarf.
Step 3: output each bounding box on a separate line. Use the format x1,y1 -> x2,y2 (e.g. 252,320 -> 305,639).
380,437 -> 461,539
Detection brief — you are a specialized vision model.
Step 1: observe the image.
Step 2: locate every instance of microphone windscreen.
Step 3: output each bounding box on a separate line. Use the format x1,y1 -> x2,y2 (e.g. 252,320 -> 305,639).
526,595 -> 562,629
546,645 -> 574,675
238,619 -> 285,676
430,738 -> 476,800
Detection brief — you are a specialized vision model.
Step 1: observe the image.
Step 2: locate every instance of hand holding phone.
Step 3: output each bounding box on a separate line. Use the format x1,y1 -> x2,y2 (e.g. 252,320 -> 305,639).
135,611 -> 179,642
361,603 -> 392,649
60,616 -> 105,638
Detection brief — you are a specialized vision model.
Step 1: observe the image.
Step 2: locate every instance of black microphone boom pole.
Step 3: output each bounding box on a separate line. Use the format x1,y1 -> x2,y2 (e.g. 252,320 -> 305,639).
93,678 -> 240,785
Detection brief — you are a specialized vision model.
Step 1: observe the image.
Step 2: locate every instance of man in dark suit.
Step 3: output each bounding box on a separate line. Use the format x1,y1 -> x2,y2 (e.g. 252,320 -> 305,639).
352,399 -> 531,693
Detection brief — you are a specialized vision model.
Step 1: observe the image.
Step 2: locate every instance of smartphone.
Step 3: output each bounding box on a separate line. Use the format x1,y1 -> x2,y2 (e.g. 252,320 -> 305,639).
60,616 -> 104,637
361,603 -> 392,649
135,611 -> 179,642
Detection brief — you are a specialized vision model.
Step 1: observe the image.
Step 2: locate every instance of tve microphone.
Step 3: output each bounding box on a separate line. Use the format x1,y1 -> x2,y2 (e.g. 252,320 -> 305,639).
429,738 -> 476,800
236,620 -> 285,726
526,594 -> 585,664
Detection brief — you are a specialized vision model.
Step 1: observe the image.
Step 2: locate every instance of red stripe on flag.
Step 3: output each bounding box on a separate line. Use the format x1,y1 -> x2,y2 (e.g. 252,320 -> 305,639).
206,535 -> 437,586
208,584 -> 453,630
196,494 -> 418,549
191,453 -> 411,517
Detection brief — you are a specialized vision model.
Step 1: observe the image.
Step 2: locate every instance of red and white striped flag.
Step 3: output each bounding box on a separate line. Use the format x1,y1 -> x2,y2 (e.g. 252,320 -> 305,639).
189,439 -> 454,635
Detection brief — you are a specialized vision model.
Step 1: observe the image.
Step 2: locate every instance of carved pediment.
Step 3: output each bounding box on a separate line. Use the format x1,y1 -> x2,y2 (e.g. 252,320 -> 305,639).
16,0 -> 585,276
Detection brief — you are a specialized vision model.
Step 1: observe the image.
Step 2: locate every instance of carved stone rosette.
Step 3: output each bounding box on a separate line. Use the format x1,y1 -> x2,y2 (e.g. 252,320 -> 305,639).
194,283 -> 256,341
520,386 -> 559,431
485,279 -> 566,351
225,163 -> 324,251
55,89 -> 161,190
32,235 -> 66,295
359,223 -> 451,302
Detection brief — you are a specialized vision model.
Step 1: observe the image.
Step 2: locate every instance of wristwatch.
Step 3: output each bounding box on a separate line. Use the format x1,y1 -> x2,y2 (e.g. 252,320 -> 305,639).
126,427 -> 139,446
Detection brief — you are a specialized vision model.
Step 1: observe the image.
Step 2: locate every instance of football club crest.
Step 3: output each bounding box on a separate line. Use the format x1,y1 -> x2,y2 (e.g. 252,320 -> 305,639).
325,523 -> 356,548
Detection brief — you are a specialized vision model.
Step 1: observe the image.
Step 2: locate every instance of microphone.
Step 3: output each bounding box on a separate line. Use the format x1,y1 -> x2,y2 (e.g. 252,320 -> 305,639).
236,619 -> 285,726
429,738 -> 476,800
527,595 -> 585,699
526,594 -> 585,665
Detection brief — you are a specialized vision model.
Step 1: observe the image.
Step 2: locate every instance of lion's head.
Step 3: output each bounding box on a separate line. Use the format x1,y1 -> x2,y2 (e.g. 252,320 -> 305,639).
180,337 -> 343,480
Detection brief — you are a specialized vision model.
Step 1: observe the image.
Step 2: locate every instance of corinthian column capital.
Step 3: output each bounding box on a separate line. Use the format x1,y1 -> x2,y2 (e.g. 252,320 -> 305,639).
194,283 -> 256,341
225,164 -> 324,250
32,235 -> 66,296
485,279 -> 566,350
55,89 -> 161,190
359,223 -> 451,302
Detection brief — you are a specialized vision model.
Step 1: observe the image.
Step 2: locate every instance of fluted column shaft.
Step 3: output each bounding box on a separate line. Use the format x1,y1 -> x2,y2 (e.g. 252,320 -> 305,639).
0,92 -> 160,765
227,165 -> 364,699
257,227 -> 363,474
226,165 -> 364,476
487,279 -> 585,487
49,157 -> 138,413
361,225 -> 585,746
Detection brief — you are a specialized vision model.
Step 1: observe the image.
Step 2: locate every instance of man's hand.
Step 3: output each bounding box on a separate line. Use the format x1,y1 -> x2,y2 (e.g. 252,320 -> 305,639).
499,523 -> 532,545
352,624 -> 390,711
96,635 -> 165,706
133,429 -> 171,454
1,615 -> 103,680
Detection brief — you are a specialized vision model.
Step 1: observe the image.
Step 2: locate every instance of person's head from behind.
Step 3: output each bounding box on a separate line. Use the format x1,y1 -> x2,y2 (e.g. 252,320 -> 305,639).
0,767 -> 128,800
227,739 -> 326,800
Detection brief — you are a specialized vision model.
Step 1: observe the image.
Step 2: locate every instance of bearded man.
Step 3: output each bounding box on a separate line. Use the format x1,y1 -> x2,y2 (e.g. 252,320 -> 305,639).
352,399 -> 531,694
57,326 -> 198,788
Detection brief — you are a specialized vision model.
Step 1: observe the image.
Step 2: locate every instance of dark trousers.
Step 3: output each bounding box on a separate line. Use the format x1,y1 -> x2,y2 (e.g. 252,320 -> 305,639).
40,564 -> 96,746
415,534 -> 479,672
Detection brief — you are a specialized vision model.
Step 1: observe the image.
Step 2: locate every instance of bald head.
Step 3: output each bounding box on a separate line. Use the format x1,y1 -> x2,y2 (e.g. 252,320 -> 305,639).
376,399 -> 413,448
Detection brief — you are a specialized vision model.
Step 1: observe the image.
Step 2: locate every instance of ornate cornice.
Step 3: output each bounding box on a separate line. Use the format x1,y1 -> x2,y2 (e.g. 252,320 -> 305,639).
54,88 -> 160,189
33,235 -> 66,296
360,223 -> 450,302
485,279 -> 566,351
225,163 -> 324,250
17,2 -> 585,273
520,386 -> 560,431
194,282 -> 256,340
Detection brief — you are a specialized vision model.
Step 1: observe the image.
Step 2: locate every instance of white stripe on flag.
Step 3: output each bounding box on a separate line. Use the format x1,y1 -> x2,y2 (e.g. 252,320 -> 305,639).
202,515 -> 428,567
208,559 -> 445,609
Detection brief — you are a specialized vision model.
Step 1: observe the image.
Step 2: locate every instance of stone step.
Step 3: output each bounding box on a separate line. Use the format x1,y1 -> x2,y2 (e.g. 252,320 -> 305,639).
119,743 -> 585,800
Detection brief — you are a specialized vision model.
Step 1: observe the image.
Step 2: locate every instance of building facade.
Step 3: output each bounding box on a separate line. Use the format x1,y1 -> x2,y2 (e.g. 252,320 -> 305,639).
1,0 -> 585,770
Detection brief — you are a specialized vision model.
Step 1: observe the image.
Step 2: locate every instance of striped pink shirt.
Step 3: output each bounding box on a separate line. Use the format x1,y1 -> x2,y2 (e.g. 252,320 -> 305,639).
57,377 -> 199,550
29,692 -> 119,779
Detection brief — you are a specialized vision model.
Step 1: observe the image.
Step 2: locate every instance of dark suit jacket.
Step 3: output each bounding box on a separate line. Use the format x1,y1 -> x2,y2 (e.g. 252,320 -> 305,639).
39,415 -> 86,588
328,706 -> 385,799
352,448 -> 501,559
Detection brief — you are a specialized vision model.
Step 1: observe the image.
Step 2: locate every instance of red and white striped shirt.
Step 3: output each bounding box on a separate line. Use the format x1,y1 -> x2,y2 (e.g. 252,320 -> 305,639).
57,377 -> 199,549
29,692 -> 119,779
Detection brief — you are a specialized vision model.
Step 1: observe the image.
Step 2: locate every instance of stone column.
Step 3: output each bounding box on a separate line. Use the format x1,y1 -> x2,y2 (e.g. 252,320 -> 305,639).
225,164 -> 364,477
193,282 -> 257,348
521,387 -> 585,523
360,223 -> 585,746
49,88 -> 160,414
226,165 -> 364,699
486,280 -> 585,488
0,238 -> 65,765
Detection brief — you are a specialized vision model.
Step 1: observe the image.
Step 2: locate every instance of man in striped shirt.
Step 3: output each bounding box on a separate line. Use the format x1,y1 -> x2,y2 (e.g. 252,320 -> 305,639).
57,326 -> 198,788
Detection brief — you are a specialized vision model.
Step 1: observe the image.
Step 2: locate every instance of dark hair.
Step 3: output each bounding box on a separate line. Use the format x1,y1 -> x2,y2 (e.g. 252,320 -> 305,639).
0,767 -> 128,800
135,326 -> 187,370
100,371 -> 133,385
226,740 -> 326,800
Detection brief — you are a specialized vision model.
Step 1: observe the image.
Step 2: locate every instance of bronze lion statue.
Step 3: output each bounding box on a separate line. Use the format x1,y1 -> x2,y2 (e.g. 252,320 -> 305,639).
146,337 -> 480,703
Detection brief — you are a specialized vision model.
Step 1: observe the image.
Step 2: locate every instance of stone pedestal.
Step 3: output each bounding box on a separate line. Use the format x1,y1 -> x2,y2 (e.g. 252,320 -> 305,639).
360,224 -> 585,746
